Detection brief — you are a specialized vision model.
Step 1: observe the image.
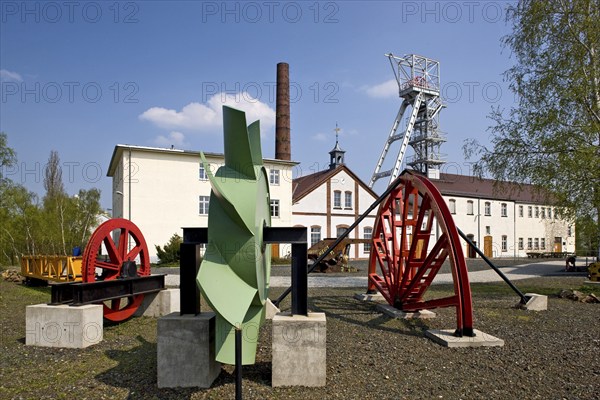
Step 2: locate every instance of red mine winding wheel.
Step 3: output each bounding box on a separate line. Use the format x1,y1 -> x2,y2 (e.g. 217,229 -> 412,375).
367,171 -> 474,336
82,218 -> 151,322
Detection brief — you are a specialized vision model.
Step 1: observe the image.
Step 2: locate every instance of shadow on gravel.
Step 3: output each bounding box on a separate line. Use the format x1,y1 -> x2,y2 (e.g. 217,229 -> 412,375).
308,295 -> 430,337
95,335 -> 196,399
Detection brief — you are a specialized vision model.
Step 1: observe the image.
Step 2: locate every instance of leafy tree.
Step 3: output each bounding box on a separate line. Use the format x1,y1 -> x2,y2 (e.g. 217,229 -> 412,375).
464,0 -> 600,260
155,234 -> 183,265
0,135 -> 103,264
43,150 -> 65,200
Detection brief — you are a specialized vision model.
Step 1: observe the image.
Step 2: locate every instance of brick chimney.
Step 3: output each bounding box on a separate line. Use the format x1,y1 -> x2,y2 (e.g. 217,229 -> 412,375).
275,62 -> 291,160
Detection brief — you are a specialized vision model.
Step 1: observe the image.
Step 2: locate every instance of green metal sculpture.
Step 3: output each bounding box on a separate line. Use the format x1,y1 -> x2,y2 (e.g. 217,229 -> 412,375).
197,106 -> 271,365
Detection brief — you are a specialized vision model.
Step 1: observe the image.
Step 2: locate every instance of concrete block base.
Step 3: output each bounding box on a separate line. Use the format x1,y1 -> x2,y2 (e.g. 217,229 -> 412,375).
354,292 -> 385,302
272,312 -> 326,387
265,298 -> 280,320
426,329 -> 504,348
26,304 -> 103,348
134,289 -> 180,317
376,304 -> 436,319
157,312 -> 221,388
517,293 -> 548,311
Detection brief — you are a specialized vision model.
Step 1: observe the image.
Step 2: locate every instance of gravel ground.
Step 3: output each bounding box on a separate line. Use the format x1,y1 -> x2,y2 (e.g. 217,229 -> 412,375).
1,270 -> 598,400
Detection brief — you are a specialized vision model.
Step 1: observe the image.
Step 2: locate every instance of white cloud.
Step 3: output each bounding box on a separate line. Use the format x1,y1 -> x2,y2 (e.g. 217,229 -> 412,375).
0,69 -> 23,82
364,79 -> 398,98
139,92 -> 275,134
153,131 -> 188,148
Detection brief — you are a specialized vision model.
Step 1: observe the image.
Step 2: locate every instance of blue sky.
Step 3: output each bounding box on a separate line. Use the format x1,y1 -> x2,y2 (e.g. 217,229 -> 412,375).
1,1 -> 516,209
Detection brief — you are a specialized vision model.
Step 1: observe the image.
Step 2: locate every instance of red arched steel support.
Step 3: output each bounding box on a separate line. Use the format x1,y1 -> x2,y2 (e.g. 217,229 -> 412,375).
368,171 -> 474,336
82,218 -> 151,322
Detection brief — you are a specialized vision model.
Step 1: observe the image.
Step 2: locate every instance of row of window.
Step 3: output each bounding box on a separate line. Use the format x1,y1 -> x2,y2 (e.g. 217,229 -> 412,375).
448,199 -> 508,217
309,226 -> 373,253
518,237 -> 547,250
448,199 -> 556,220
333,190 -> 353,209
199,164 -> 281,186
199,196 -> 280,218
518,205 -> 554,219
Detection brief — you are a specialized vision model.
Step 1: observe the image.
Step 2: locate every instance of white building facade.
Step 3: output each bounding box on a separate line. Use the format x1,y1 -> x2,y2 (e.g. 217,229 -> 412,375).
435,173 -> 575,258
108,145 -> 296,262
291,142 -> 378,259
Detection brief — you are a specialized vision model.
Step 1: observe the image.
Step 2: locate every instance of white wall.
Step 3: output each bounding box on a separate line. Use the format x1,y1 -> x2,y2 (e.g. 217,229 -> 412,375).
110,146 -> 295,262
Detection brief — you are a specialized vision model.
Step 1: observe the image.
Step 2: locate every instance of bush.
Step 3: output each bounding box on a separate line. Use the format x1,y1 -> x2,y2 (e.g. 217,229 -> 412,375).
155,234 -> 182,265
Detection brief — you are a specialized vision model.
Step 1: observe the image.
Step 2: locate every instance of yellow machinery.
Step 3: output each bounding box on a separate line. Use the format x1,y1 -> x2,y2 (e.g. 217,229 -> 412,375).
20,255 -> 83,283
588,262 -> 600,282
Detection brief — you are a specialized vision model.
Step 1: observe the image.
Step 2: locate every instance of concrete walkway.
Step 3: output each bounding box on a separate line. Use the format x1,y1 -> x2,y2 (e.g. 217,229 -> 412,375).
165,260 -> 573,288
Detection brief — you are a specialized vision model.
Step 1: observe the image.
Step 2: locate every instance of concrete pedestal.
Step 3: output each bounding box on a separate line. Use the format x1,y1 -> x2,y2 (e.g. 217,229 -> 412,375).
426,329 -> 504,348
354,292 -> 385,302
517,293 -> 548,311
376,304 -> 436,319
272,312 -> 326,387
265,298 -> 280,320
26,304 -> 103,348
134,289 -> 180,317
157,312 -> 221,388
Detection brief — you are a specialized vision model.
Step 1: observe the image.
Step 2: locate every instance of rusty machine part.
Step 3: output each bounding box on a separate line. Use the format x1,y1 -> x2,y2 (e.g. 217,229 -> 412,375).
81,218 -> 152,322
588,262 -> 600,282
308,238 -> 370,272
367,170 -> 474,337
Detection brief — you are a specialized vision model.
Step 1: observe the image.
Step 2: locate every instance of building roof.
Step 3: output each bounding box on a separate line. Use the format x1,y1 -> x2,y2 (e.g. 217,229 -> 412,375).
433,172 -> 549,204
292,165 -> 377,203
107,144 -> 298,177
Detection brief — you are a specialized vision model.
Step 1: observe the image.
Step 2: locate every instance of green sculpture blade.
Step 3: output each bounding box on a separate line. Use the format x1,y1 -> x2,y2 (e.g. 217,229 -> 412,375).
198,106 -> 271,365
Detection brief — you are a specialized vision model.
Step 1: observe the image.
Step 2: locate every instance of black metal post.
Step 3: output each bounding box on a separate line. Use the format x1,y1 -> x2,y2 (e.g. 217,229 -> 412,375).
235,328 -> 242,400
291,242 -> 308,315
457,228 -> 529,304
179,243 -> 203,315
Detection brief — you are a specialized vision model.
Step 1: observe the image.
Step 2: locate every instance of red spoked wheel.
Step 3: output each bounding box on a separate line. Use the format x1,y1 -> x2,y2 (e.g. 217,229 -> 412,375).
368,171 -> 474,336
82,218 -> 151,322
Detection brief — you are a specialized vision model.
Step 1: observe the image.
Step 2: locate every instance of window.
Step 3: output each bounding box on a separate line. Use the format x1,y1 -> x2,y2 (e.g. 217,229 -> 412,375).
467,200 -> 474,215
501,203 -> 507,217
310,226 -> 321,247
449,199 -> 456,214
485,226 -> 491,235
269,169 -> 280,185
534,238 -> 539,249
344,191 -> 352,209
501,235 -> 507,252
548,208 -> 552,219
568,225 -> 572,236
518,238 -> 524,250
336,226 -> 348,237
541,238 -> 546,250
518,205 -> 523,217
199,164 -> 208,180
528,206 -> 532,218
527,238 -> 532,250
535,206 -> 539,218
484,202 -> 491,216
270,199 -> 280,217
363,227 -> 373,253
333,190 -> 341,208
199,195 -> 210,215
541,207 -> 546,218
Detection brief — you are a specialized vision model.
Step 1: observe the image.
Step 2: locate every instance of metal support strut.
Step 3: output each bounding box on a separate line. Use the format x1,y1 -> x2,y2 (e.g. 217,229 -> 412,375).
457,228 -> 530,304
